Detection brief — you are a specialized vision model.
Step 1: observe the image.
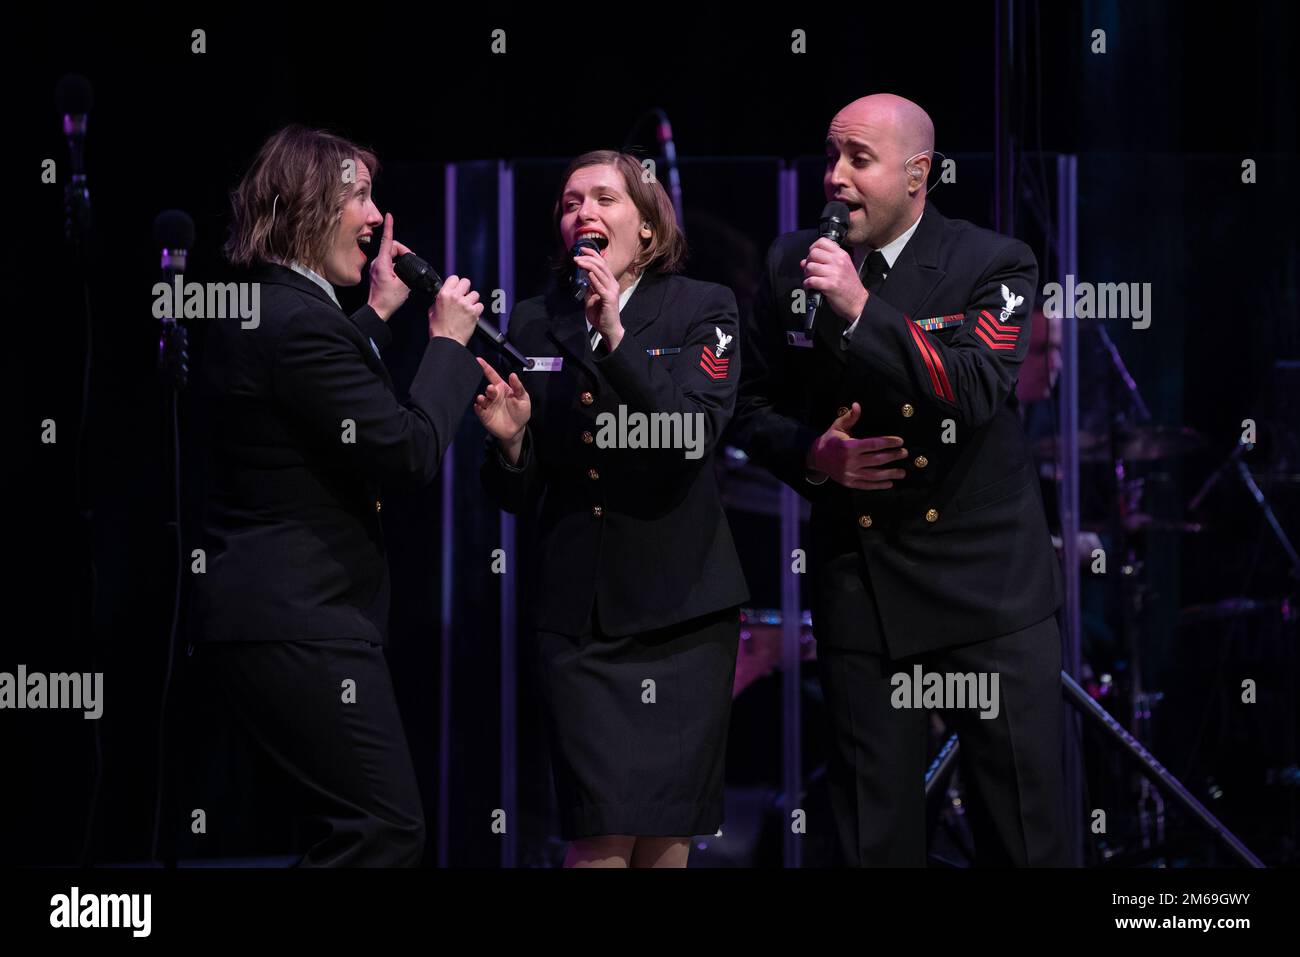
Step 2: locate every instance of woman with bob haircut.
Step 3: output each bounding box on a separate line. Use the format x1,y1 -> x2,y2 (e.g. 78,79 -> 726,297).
191,125 -> 483,866
476,150 -> 749,868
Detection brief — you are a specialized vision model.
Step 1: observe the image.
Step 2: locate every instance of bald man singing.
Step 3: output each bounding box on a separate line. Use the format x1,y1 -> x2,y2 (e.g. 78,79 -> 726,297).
732,94 -> 1066,866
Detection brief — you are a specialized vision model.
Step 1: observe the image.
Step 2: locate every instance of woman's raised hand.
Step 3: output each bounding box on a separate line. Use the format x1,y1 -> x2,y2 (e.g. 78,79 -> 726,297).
474,356 -> 532,447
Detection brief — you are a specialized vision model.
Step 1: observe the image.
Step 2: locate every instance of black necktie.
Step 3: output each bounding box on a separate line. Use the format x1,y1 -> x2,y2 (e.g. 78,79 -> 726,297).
863,249 -> 890,294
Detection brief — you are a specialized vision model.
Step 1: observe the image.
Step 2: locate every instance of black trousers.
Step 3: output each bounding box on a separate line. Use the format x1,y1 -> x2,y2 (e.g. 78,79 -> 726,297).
193,638 -> 425,867
814,557 -> 1067,867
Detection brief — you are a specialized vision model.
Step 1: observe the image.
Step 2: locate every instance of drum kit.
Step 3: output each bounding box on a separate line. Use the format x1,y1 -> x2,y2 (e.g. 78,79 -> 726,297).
716,364 -> 1300,864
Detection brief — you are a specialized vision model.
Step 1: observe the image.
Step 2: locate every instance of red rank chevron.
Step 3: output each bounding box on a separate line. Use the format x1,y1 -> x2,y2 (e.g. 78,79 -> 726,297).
975,311 -> 1020,351
700,345 -> 730,379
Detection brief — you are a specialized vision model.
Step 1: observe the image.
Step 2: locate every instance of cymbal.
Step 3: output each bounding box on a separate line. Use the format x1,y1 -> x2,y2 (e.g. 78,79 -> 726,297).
1032,431 -> 1108,461
1178,597 -> 1287,627
1255,472 -> 1300,489
1115,426 -> 1207,461
1033,426 -> 1206,464
1082,513 -> 1207,535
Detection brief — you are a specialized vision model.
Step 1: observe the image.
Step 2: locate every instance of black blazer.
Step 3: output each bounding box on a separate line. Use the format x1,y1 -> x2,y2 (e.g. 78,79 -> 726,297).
481,270 -> 749,637
192,264 -> 481,644
732,204 -> 1062,656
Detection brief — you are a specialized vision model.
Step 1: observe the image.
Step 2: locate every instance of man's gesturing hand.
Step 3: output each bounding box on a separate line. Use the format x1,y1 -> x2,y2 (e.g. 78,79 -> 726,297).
806,403 -> 908,490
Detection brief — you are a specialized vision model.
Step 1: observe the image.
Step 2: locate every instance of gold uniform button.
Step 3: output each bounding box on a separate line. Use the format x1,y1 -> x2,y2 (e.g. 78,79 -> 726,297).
591,505 -> 604,518
580,391 -> 595,406
858,514 -> 873,528
375,500 -> 382,513
914,455 -> 929,469
837,406 -> 850,418
581,431 -> 594,444
901,403 -> 915,418
587,468 -> 600,481
925,508 -> 939,523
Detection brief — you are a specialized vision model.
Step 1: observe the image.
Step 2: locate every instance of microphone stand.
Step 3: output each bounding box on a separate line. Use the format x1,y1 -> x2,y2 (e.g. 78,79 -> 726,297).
625,108 -> 684,229
151,242 -> 191,869
1191,440 -> 1300,582
59,83 -> 103,869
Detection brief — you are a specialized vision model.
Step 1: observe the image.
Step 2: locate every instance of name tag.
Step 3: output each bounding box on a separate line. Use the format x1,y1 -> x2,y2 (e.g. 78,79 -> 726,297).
645,346 -> 681,356
526,356 -> 564,372
786,331 -> 813,348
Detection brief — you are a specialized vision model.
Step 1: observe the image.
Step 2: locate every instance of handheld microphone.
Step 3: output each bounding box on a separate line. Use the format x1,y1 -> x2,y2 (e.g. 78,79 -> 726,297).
393,252 -> 533,370
570,235 -> 607,302
805,201 -> 852,332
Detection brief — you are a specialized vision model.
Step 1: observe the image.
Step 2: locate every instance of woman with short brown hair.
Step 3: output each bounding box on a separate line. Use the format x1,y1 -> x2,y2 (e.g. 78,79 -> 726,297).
191,125 -> 484,866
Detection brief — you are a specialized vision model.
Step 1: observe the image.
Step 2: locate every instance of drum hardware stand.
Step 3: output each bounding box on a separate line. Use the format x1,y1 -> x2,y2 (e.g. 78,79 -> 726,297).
1061,673 -> 1263,866
919,687 -> 1259,866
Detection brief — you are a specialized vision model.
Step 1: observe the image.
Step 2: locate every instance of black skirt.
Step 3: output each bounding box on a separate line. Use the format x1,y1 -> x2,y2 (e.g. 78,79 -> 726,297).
536,605 -> 740,840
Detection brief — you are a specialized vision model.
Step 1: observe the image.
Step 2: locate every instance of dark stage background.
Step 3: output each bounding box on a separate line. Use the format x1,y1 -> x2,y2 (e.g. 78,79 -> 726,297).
10,3 -> 1298,867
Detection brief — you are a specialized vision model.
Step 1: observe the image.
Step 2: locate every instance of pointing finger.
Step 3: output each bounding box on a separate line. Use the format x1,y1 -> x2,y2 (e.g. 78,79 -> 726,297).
378,213 -> 394,261
477,355 -> 507,386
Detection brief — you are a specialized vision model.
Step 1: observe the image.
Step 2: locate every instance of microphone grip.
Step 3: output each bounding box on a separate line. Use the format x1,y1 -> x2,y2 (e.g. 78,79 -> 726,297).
395,253 -> 532,368
805,292 -> 823,332
476,319 -> 534,370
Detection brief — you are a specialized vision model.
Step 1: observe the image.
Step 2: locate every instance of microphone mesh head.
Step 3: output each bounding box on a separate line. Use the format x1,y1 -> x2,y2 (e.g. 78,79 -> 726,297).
820,201 -> 852,244
394,252 -> 442,293
821,201 -> 851,227
572,235 -> 608,254
153,210 -> 196,250
55,74 -> 94,115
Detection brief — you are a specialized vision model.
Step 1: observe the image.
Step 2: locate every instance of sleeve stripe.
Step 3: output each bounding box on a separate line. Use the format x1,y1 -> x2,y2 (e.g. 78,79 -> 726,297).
908,320 -> 944,398
908,320 -> 955,402
928,335 -> 955,402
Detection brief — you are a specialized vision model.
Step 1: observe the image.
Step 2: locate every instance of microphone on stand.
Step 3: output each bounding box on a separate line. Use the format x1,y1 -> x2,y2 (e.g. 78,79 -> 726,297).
154,210 -> 195,388
393,251 -> 534,371
56,74 -> 94,247
651,108 -> 685,229
626,107 -> 685,229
